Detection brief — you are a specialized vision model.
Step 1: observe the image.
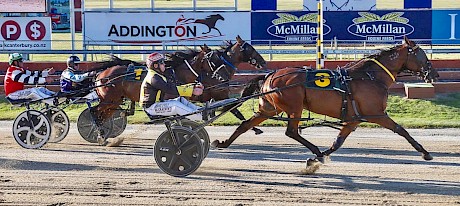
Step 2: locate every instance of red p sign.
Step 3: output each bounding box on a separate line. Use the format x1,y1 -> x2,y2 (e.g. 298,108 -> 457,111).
1,20 -> 21,40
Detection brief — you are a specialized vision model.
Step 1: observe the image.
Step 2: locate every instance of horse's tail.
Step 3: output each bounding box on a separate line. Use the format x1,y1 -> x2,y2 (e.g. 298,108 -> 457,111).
241,75 -> 266,98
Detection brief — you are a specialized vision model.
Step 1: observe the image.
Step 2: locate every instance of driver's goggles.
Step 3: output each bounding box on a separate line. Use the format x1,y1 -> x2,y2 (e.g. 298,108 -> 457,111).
156,59 -> 165,64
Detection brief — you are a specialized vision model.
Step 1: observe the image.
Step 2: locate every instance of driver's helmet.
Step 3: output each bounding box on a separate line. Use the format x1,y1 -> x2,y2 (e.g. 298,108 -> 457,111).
67,55 -> 81,68
9,53 -> 23,65
146,52 -> 165,70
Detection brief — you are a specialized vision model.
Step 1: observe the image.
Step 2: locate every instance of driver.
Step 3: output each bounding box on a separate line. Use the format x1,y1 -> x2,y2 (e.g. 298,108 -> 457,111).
60,55 -> 97,99
140,52 -> 205,121
4,53 -> 56,105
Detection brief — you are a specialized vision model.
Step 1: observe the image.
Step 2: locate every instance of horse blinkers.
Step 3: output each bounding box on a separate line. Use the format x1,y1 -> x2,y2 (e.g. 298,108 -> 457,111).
405,46 -> 439,83
238,41 -> 266,69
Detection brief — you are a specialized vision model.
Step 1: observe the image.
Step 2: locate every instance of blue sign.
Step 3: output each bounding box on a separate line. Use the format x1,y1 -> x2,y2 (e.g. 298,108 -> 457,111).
251,11 -> 331,44
252,0 -> 277,11
432,10 -> 460,44
251,10 -> 432,44
404,0 -> 431,9
329,11 -> 431,42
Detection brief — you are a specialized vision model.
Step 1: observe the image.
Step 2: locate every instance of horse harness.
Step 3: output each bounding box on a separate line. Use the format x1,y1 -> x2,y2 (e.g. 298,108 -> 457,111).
263,58 -> 398,125
202,50 -> 237,82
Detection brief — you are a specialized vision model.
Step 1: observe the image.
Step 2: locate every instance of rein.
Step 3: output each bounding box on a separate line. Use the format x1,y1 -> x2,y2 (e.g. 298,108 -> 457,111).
183,59 -> 199,77
220,55 -> 238,70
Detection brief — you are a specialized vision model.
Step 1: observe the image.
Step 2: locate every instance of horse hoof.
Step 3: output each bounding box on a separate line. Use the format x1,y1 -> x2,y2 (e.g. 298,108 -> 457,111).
254,129 -> 263,135
210,140 -> 220,148
302,158 -> 322,175
306,158 -> 323,166
423,153 -> 433,161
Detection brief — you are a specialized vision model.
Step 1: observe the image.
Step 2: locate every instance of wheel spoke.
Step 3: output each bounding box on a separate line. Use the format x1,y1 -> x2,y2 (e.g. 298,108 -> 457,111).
25,131 -> 33,145
177,135 -> 195,148
167,154 -> 178,169
177,154 -> 193,168
33,117 -> 47,131
16,126 -> 31,133
53,122 -> 66,130
32,131 -> 48,140
87,125 -> 97,136
181,143 -> 198,153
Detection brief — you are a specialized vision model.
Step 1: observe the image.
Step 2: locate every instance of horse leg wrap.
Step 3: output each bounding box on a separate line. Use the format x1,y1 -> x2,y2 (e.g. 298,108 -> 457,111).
323,136 -> 345,156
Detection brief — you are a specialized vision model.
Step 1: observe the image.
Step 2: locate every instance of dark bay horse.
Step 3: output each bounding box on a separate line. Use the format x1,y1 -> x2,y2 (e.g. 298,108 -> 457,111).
212,37 -> 439,166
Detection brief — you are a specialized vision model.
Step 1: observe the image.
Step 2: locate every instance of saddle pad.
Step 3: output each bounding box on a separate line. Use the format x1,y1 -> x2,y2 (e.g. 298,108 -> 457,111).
125,65 -> 147,81
304,69 -> 341,90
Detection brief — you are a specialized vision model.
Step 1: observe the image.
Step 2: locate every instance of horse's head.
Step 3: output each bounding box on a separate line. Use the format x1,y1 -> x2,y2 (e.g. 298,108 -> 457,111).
226,35 -> 267,69
214,14 -> 225,21
401,36 -> 439,83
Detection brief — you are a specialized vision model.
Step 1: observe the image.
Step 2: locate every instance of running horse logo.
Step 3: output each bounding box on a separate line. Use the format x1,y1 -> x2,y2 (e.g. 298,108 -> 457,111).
193,14 -> 225,36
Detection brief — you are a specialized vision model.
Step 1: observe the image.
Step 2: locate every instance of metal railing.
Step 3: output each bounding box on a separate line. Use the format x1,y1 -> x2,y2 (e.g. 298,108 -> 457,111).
1,39 -> 460,61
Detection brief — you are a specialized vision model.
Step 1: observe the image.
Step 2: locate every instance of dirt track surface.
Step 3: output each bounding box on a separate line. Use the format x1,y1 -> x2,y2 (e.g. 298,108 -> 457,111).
0,121 -> 459,206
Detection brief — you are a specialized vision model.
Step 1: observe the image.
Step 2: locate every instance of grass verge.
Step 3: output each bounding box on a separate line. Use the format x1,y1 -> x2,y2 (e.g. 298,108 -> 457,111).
1,93 -> 459,128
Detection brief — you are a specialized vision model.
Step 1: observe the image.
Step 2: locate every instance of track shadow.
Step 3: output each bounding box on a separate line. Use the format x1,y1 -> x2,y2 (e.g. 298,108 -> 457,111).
0,157 -> 159,173
42,143 -> 153,157
191,168 -> 460,196
208,144 -> 460,167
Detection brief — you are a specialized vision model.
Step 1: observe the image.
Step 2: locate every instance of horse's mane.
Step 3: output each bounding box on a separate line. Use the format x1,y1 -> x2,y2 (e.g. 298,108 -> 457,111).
89,55 -> 143,72
345,44 -> 404,71
165,48 -> 201,69
216,41 -> 234,53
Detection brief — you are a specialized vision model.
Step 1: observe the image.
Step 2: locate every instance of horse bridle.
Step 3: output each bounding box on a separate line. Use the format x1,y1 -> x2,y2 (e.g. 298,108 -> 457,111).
239,41 -> 264,68
201,47 -> 238,82
225,41 -> 263,69
403,45 -> 434,81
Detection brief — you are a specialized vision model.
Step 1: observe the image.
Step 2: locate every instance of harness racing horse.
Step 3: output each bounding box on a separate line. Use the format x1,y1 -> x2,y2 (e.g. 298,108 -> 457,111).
93,36 -> 267,137
92,50 -> 205,128
211,36 -> 439,169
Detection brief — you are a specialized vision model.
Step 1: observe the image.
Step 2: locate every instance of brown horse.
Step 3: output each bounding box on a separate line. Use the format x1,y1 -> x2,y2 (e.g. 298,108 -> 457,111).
93,36 -> 267,136
212,36 -> 439,165
93,49 -> 205,125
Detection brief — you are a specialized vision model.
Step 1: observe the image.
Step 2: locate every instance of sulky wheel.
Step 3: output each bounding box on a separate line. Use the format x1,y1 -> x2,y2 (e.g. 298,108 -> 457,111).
173,119 -> 210,158
77,108 -> 113,143
12,110 -> 51,149
41,107 -> 70,143
154,126 -> 204,177
106,108 -> 127,138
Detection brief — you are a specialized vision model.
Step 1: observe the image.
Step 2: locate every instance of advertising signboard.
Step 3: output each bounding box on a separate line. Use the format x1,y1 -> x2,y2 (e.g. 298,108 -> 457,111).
252,10 -> 432,44
84,12 -> 251,46
432,10 -> 460,44
251,11 -> 330,44
0,17 -> 51,50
